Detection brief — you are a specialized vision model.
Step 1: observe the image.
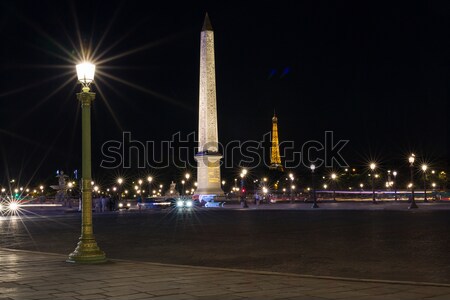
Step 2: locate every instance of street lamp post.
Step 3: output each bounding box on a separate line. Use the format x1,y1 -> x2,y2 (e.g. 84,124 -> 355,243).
289,173 -> 294,203
68,62 -> 106,263
370,163 -> 376,204
393,171 -> 398,201
409,154 -> 418,209
116,177 -> 124,206
240,169 -> 248,208
331,173 -> 337,202
147,176 -> 153,198
185,173 -> 190,195
311,164 -> 319,208
387,170 -> 392,191
181,180 -> 185,196
421,164 -> 428,202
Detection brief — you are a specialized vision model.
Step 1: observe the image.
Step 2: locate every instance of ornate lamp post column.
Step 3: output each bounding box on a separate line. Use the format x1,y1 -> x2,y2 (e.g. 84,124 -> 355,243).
68,62 -> 106,263
422,164 -> 428,202
310,164 -> 319,208
409,154 -> 418,209
370,163 -> 376,204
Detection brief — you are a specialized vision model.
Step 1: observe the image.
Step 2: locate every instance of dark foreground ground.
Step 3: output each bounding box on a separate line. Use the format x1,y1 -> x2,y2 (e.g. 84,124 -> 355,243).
1,204 -> 450,284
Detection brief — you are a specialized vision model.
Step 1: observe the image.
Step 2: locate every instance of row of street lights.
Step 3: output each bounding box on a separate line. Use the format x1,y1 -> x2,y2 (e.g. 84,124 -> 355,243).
369,154 -> 426,209
240,157 -> 432,209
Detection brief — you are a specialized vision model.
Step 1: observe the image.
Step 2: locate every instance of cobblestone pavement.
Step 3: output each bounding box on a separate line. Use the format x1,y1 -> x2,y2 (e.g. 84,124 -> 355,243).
1,248 -> 450,300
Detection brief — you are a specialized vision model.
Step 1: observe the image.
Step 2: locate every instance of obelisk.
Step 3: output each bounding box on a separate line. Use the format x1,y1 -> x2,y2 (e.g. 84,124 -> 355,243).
194,13 -> 223,200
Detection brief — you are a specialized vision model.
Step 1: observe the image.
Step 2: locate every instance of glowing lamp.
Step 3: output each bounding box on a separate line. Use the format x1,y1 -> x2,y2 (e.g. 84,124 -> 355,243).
409,154 -> 415,164
370,163 -> 376,170
76,62 -> 95,85
310,164 -> 316,171
421,164 -> 428,172
9,202 -> 19,211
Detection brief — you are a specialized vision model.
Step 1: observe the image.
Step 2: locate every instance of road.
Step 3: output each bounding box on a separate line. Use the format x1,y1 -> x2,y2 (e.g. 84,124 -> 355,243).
1,203 -> 450,284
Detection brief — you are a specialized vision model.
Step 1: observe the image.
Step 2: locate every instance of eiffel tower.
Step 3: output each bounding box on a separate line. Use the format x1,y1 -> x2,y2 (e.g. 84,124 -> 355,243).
269,112 -> 284,172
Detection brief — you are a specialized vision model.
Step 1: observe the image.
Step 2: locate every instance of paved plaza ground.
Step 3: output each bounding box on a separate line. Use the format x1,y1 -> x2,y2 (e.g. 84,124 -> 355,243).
1,201 -> 450,299
2,248 -> 450,300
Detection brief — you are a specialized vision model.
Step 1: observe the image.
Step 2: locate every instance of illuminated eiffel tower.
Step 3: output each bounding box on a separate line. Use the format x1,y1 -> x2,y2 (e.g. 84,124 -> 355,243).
269,112 -> 284,171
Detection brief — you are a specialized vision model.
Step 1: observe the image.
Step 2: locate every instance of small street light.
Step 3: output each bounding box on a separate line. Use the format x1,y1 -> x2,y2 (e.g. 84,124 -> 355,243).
370,163 -> 376,204
184,173 -> 190,194
147,176 -> 153,197
393,171 -> 398,201
408,154 -> 418,209
422,164 -> 428,202
331,173 -> 337,202
289,173 -> 294,203
181,180 -> 185,195
117,178 -> 124,201
310,164 -> 319,208
240,169 -> 248,208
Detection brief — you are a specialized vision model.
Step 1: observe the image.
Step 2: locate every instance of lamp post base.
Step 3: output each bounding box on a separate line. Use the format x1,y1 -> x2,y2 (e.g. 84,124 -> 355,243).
67,238 -> 106,264
312,203 -> 319,208
408,202 -> 418,209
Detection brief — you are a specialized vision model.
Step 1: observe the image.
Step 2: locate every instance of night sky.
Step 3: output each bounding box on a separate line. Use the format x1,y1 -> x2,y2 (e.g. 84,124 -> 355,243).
0,1 -> 449,186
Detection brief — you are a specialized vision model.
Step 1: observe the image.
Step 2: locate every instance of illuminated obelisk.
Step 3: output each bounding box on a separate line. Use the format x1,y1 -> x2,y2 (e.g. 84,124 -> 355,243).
194,13 -> 223,200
